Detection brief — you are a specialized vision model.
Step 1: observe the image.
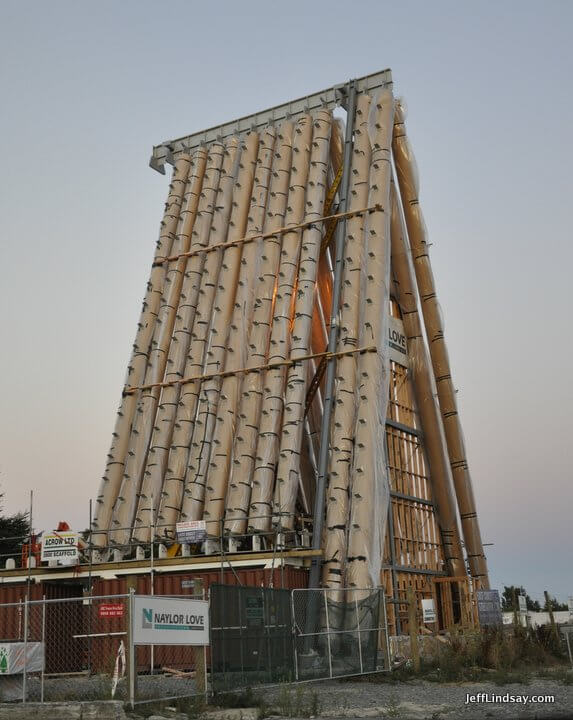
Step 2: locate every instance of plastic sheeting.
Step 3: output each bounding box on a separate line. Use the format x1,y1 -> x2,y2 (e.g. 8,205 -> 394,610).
322,94 -> 372,595
201,128 -> 276,535
346,89 -> 394,594
182,131 -> 260,530
274,110 -> 332,530
93,155 -> 192,548
154,140 -> 238,537
223,119 -> 297,535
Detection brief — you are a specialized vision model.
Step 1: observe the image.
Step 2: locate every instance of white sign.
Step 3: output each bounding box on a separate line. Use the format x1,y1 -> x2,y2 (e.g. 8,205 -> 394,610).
421,598 -> 436,623
40,532 -> 79,563
0,643 -> 44,674
176,520 -> 207,544
568,596 -> 573,617
388,316 -> 408,366
132,596 -> 209,646
518,594 -> 527,614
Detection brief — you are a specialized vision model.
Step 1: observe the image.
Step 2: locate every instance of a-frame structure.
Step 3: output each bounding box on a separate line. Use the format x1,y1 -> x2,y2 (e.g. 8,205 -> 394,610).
91,71 -> 489,628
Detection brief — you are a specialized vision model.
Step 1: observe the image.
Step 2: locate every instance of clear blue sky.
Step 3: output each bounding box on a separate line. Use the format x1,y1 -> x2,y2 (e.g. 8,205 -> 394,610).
1,0 -> 571,602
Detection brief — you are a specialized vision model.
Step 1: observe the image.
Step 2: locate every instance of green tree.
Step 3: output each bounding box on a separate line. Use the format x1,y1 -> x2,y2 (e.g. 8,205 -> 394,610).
0,492 -> 31,566
543,594 -> 568,612
501,585 -> 541,612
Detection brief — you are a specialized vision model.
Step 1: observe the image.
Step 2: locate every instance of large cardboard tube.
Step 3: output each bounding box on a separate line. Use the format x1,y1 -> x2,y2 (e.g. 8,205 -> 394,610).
322,94 -> 372,595
153,139 -> 239,536
201,129 -> 276,533
274,109 -> 332,530
248,115 -> 316,533
392,100 -> 489,587
109,148 -> 208,549
390,182 -> 465,577
92,155 -> 192,548
130,147 -> 211,544
223,121 -> 297,535
346,89 -> 394,595
182,131 -> 260,527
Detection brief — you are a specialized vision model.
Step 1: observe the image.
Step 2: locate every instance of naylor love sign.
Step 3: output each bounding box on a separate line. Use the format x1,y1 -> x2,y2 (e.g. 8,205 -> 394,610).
132,596 -> 209,646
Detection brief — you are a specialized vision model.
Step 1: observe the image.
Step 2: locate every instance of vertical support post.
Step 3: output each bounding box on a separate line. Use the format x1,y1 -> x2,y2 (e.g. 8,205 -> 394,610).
150,494 -> 154,675
203,642 -> 208,702
308,80 -> 358,589
193,578 -> 206,694
291,590 -> 299,681
512,588 -> 519,629
323,589 -> 333,679
127,585 -> 136,709
87,499 -> 93,675
565,630 -> 573,670
219,518 -> 224,585
40,594 -> 46,702
354,591 -> 363,674
406,586 -> 420,672
22,595 -> 29,702
386,500 -> 401,634
544,590 -> 558,644
380,591 -> 391,672
26,490 -> 33,595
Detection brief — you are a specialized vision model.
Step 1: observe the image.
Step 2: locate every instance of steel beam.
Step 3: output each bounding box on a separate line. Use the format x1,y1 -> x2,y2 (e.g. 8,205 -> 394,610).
149,70 -> 392,173
386,418 -> 420,437
308,80 -> 358,589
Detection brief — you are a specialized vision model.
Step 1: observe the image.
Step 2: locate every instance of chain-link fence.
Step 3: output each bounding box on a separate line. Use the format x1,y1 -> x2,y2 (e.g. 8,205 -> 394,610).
0,594 -> 130,702
0,586 -> 390,704
210,584 -> 294,692
0,592 -> 208,705
291,588 -> 390,681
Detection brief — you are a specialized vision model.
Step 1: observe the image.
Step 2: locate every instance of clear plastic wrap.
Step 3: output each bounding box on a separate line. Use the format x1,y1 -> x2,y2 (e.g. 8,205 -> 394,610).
92,154 -> 192,548
108,149 -> 207,548
346,88 -> 394,596
154,139 -> 238,535
223,120 -> 297,535
322,94 -> 372,596
131,147 -> 209,544
273,109 -> 332,530
182,131 -> 260,532
201,128 -> 276,535
392,99 -> 489,586
172,136 -> 245,523
246,116 -> 314,533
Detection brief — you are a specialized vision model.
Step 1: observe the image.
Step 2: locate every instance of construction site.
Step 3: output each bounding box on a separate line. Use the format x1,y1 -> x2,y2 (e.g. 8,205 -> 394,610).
5,68 -> 570,714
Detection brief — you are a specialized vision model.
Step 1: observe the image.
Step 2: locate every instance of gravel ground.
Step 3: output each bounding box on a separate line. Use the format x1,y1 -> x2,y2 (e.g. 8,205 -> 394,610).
23,673 -> 199,702
14,673 -> 573,719
257,678 -> 573,719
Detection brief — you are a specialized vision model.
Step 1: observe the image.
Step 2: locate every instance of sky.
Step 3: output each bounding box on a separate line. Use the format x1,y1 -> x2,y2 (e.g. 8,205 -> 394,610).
0,0 -> 572,603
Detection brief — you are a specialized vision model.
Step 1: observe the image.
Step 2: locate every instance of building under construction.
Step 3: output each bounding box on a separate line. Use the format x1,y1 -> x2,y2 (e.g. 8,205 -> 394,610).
1,70 -> 489,634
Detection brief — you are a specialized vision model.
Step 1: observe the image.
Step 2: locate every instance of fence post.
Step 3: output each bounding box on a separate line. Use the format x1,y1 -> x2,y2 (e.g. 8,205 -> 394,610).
354,591 -> 363,674
379,591 -> 391,672
544,591 -> 560,646
41,595 -> 46,702
291,590 -> 299,681
323,589 -> 333,679
193,578 -> 206,695
22,595 -> 29,703
127,588 -> 136,709
406,586 -> 420,672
